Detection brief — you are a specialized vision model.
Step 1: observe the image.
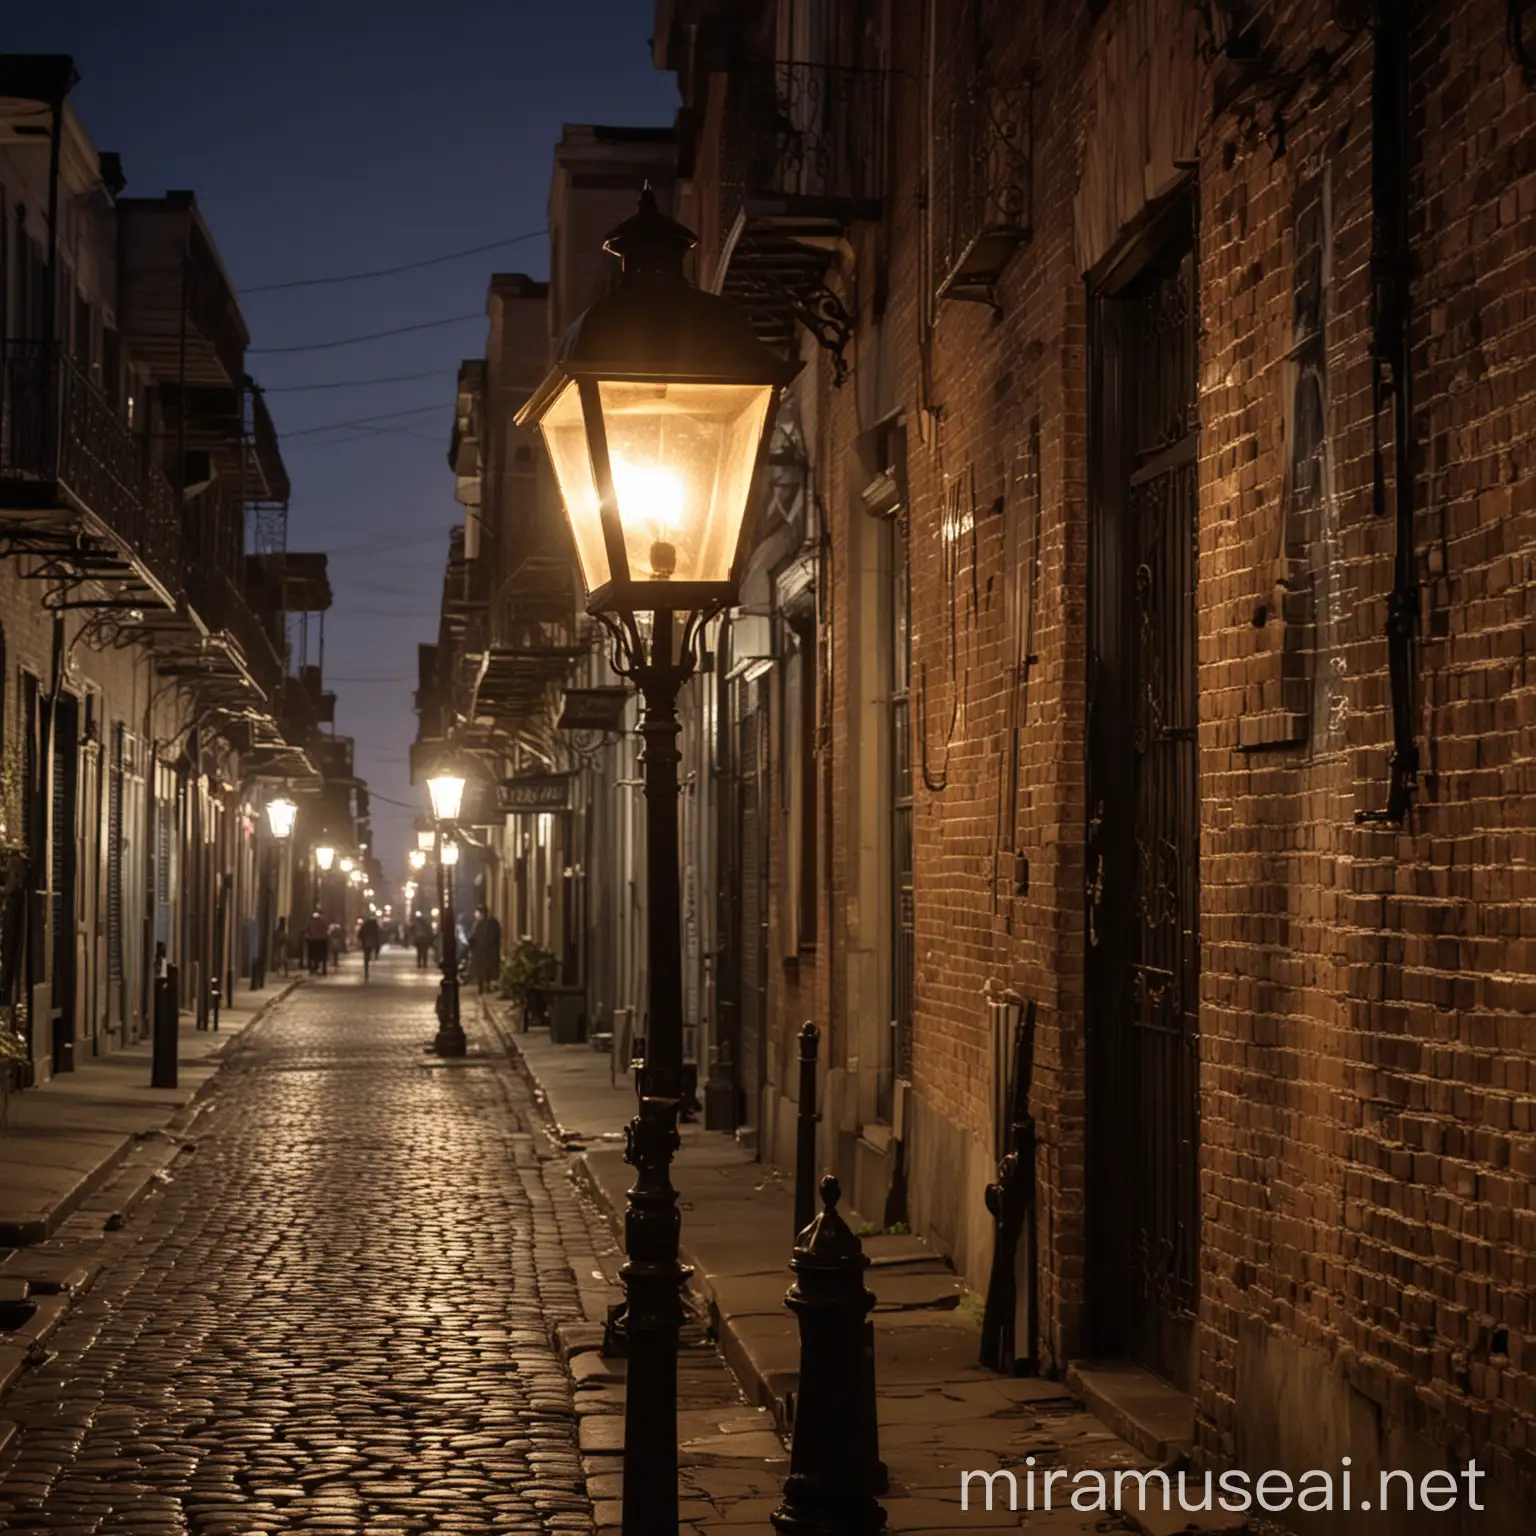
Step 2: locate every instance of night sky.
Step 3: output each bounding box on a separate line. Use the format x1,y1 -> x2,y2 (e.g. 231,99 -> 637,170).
6,1 -> 676,872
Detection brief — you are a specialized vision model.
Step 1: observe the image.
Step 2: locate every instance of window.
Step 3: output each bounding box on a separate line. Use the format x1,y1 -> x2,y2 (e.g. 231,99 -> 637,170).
107,723 -> 125,982
786,611 -> 818,946
73,289 -> 90,369
103,324 -> 120,408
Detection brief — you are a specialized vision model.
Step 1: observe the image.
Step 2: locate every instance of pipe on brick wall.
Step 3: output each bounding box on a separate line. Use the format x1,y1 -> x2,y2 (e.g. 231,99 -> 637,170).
1356,0 -> 1419,825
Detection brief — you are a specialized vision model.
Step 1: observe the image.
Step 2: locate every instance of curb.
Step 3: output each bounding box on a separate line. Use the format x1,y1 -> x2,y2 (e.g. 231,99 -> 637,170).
481,997 -> 798,1433
0,977 -> 303,1249
0,974 -> 307,1406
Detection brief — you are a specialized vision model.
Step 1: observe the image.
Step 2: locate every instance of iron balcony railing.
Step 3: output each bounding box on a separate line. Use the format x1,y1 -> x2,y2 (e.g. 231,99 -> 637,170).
935,71 -> 1033,304
719,58 -> 889,249
219,578 -> 284,703
0,339 -> 183,605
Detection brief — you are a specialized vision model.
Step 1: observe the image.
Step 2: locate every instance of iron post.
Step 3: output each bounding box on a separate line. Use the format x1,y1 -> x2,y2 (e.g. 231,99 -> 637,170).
617,613 -> 692,1536
433,827 -> 466,1057
773,1174 -> 886,1536
151,963 -> 178,1089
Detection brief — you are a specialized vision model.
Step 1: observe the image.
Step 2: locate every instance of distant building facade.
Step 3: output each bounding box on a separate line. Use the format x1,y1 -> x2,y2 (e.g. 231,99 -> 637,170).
0,56 -> 358,1076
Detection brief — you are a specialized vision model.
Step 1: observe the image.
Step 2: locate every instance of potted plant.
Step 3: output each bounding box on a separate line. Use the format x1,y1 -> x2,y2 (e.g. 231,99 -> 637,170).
500,939 -> 558,1031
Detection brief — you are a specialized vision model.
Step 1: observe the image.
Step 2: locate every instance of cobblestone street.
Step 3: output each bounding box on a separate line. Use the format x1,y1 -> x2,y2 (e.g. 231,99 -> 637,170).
0,952 -> 595,1536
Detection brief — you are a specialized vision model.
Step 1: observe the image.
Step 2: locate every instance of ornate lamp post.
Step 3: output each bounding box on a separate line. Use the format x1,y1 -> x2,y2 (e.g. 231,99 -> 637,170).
426,758 -> 468,1057
313,842 -> 336,922
516,187 -> 798,1534
261,796 -> 297,987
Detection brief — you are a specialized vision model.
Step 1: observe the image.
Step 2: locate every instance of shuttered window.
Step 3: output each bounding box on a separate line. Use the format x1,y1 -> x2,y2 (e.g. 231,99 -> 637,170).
107,723 -> 124,980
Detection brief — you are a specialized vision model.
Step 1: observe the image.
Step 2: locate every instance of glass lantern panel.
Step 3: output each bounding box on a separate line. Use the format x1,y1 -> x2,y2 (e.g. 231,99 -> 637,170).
596,381 -> 773,585
538,380 -> 611,592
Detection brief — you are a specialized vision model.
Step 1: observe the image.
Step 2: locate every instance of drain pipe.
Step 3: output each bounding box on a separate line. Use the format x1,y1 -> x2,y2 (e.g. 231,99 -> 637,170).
1357,0 -> 1419,825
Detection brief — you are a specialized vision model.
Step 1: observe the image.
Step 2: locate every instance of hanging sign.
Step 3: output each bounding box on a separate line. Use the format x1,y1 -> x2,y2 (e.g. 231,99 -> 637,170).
497,773 -> 574,814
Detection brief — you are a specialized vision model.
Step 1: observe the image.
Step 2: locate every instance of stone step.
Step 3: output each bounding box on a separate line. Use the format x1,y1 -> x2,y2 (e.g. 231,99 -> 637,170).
1066,1360 -> 1195,1464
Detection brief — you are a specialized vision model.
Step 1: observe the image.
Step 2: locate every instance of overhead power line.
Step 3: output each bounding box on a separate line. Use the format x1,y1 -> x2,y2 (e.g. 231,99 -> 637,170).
249,311 -> 484,355
282,403 -> 447,440
242,231 -> 545,293
262,368 -> 453,394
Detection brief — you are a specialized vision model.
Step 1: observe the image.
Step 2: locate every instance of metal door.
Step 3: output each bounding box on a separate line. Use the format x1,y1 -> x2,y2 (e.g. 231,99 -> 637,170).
1086,198 -> 1201,1391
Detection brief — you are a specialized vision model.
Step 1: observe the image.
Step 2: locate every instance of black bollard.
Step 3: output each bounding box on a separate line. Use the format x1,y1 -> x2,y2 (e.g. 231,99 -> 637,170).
151,964 -> 179,1089
772,1175 -> 886,1536
794,1022 -> 820,1237
209,975 -> 222,1033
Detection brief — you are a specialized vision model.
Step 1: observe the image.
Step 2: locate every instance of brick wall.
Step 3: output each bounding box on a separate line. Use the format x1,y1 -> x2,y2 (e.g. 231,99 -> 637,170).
679,0 -> 1536,1506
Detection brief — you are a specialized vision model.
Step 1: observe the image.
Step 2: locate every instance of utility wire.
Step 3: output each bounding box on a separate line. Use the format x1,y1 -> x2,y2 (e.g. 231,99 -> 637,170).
249,311 -> 484,355
242,231 -> 544,293
284,422 -> 446,450
282,403 -> 446,440
262,368 -> 453,394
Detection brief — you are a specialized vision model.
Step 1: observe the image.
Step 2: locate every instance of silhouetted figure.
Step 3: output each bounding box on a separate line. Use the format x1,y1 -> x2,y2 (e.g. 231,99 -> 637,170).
305,911 -> 328,975
359,914 -> 381,981
468,905 -> 502,996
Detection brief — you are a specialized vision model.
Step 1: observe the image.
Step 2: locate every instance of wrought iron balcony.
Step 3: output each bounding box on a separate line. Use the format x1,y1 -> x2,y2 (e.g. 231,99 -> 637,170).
934,70 -> 1033,307
720,58 -> 887,231
716,58 -> 890,374
0,339 -> 183,607
118,195 -> 249,390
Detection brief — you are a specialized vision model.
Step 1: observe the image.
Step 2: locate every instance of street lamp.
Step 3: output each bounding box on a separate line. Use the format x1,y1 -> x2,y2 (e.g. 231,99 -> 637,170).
265,796 -> 297,840
426,768 -> 466,824
409,848 -> 427,871
426,754 -> 470,1058
339,855 -> 355,875
516,187 -> 797,1535
314,844 -> 336,872
416,828 -> 436,853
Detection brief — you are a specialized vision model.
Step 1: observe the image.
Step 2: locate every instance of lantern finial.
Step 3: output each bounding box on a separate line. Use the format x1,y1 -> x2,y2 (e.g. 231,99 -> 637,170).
603,185 -> 696,283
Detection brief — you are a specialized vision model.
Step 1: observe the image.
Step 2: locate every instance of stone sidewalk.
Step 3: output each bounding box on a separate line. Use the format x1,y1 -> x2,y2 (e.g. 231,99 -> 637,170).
0,970 -> 304,1247
484,1000 -> 1235,1536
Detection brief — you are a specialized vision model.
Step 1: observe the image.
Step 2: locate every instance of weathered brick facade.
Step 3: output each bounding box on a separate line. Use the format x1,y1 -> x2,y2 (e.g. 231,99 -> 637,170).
652,0 -> 1536,1518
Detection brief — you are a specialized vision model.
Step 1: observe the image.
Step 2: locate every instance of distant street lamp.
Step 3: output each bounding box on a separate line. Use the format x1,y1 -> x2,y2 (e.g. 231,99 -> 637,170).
516,187 -> 796,1535
409,848 -> 428,872
416,828 -> 436,853
426,754 -> 469,1058
314,844 -> 336,871
340,855 -> 356,875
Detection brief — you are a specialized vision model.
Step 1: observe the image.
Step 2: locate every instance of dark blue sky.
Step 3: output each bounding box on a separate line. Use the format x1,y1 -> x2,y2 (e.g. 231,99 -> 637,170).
9,1 -> 676,872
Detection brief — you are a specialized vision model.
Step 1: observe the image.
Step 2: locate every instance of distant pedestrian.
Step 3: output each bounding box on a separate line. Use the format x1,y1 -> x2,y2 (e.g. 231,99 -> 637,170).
468,904 -> 502,996
328,922 -> 343,968
305,911 -> 328,975
273,915 -> 289,976
359,914 -> 381,981
412,913 -> 433,970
